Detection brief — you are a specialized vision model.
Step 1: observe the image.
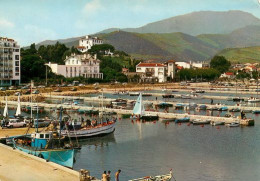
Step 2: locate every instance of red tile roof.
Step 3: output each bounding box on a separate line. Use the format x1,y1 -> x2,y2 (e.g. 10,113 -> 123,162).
225,72 -> 234,75
167,60 -> 176,63
177,66 -> 183,70
77,46 -> 85,49
137,63 -> 165,67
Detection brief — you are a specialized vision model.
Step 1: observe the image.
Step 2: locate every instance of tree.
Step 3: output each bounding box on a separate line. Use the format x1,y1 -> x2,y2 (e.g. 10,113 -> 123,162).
88,44 -> 115,57
210,56 -> 231,73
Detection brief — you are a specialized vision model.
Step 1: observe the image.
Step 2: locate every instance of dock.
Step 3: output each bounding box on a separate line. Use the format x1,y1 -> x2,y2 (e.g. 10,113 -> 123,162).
0,143 -> 78,181
1,100 -> 255,126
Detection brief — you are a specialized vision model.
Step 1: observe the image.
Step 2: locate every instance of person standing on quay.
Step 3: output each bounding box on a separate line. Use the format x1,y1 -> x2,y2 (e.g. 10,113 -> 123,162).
115,170 -> 121,181
107,170 -> 111,181
102,171 -> 108,181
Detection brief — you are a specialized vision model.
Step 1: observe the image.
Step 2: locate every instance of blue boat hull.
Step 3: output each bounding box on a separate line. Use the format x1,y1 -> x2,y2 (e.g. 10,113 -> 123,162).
13,143 -> 74,168
175,118 -> 190,123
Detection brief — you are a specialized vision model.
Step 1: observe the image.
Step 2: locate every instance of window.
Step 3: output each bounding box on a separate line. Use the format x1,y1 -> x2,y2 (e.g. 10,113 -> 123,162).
15,61 -> 19,66
45,134 -> 49,139
15,67 -> 19,72
40,134 -> 44,138
66,67 -> 68,72
74,67 -> 76,72
15,73 -> 19,76
70,67 -> 72,72
137,68 -> 141,71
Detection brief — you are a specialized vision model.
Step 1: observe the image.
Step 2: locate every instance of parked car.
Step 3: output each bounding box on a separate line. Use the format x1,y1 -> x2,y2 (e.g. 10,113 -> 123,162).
0,87 -> 6,91
32,90 -> 40,94
37,85 -> 45,88
54,88 -> 62,92
9,86 -> 17,90
70,87 -> 77,91
21,86 -> 29,89
14,92 -> 21,96
6,119 -> 27,128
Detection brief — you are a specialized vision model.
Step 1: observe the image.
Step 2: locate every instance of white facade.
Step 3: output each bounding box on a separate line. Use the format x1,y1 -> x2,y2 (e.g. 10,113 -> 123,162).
175,62 -> 191,69
136,63 -> 167,83
0,37 -> 20,86
165,60 -> 176,79
46,53 -> 103,79
175,61 -> 209,69
77,35 -> 103,53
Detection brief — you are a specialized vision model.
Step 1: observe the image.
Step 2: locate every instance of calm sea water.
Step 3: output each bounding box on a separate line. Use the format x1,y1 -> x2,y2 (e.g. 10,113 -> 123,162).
2,90 -> 260,180
73,115 -> 260,181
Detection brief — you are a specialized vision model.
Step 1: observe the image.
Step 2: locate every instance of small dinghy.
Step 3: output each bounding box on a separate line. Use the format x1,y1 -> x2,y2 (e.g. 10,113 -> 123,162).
211,121 -> 225,126
175,117 -> 190,123
191,119 -> 211,125
252,110 -> 260,114
227,122 -> 240,127
129,170 -> 173,181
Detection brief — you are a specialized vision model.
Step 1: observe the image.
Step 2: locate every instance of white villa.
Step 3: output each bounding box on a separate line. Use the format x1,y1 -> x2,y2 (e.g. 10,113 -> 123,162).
136,63 -> 167,83
77,35 -> 103,53
46,53 -> 103,79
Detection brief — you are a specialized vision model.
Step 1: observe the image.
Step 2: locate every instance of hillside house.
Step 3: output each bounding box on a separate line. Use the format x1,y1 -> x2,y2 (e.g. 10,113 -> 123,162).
136,63 -> 167,83
46,53 -> 103,79
77,35 -> 103,53
220,72 -> 235,79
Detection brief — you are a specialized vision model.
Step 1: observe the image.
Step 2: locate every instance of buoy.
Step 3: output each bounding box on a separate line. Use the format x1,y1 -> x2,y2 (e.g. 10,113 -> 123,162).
153,121 -> 156,124
178,123 -> 182,125
200,124 -> 204,127
217,126 -> 220,129
187,123 -> 191,126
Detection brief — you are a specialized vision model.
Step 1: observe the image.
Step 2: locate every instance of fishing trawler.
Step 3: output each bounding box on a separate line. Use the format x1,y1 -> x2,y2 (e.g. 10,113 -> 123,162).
61,91 -> 116,138
12,107 -> 75,168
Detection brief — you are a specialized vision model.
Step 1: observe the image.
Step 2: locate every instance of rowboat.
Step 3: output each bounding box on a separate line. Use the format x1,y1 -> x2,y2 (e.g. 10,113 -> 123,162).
129,170 -> 173,181
191,119 -> 211,125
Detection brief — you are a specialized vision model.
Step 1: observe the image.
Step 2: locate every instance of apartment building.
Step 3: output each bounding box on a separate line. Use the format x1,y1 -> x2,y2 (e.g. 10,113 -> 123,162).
0,37 -> 20,86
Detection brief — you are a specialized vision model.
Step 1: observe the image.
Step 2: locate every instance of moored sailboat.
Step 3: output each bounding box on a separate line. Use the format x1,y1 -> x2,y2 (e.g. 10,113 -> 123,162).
133,93 -> 158,121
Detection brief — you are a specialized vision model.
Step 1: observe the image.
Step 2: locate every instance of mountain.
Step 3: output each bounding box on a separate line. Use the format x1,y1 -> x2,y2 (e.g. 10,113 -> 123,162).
101,10 -> 260,35
33,25 -> 260,62
32,10 -> 260,62
216,46 -> 260,63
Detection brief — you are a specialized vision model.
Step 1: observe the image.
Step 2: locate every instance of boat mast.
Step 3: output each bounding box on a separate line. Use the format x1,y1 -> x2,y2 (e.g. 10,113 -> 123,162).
36,103 -> 39,133
30,80 -> 33,120
59,106 -> 63,144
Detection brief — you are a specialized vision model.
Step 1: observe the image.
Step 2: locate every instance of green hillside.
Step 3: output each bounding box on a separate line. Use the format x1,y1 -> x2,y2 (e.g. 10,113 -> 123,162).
217,46 -> 260,63
33,25 -> 260,62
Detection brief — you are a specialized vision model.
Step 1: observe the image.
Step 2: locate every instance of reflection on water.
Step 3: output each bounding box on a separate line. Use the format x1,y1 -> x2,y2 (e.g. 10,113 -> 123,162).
73,117 -> 260,181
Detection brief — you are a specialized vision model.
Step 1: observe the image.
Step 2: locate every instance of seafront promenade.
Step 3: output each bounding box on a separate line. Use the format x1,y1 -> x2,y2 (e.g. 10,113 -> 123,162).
0,143 -> 79,181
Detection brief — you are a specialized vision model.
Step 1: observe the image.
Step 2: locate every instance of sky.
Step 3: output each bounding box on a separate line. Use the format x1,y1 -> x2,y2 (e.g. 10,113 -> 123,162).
0,0 -> 260,46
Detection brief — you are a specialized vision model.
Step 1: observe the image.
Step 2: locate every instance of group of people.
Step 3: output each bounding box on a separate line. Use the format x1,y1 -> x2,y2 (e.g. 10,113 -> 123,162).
102,170 -> 121,181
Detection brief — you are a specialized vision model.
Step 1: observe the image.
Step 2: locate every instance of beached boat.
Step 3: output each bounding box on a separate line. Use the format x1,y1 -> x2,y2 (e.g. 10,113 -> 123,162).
181,94 -> 191,99
232,97 -> 244,102
13,132 -> 75,168
175,117 -> 190,123
129,170 -> 173,181
133,93 -> 158,121
142,93 -> 152,97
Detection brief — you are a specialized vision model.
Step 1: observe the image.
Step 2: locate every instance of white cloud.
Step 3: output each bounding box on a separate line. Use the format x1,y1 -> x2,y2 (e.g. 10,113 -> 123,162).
83,0 -> 104,15
0,18 -> 15,28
